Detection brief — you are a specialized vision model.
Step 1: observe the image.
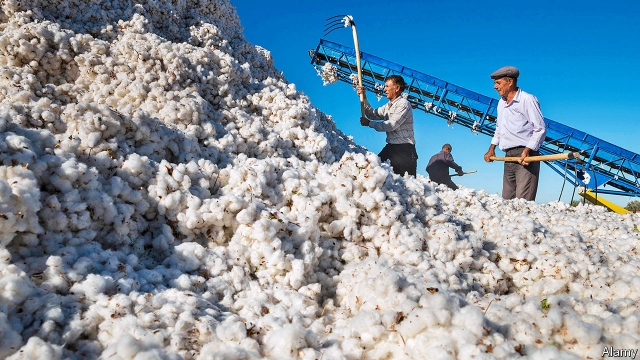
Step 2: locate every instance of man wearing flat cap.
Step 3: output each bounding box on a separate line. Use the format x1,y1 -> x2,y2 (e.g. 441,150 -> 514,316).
483,66 -> 546,201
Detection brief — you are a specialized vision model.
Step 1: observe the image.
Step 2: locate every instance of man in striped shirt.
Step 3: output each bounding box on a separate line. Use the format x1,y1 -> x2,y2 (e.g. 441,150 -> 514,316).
357,75 -> 417,176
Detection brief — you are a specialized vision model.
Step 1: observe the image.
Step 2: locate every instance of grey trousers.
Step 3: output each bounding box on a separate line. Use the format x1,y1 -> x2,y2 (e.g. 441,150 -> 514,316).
502,147 -> 540,201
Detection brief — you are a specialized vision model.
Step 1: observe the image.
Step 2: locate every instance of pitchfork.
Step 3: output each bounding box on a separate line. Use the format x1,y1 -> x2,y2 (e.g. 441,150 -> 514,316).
324,15 -> 365,117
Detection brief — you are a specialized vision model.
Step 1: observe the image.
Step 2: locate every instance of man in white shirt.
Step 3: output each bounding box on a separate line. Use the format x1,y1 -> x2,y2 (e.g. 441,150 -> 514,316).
357,75 -> 417,176
483,66 -> 546,201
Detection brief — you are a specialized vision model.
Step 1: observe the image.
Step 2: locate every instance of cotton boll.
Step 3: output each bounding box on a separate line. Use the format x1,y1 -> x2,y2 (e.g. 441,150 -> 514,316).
451,305 -> 485,339
347,310 -> 386,348
5,336 -> 63,360
318,63 -> 339,85
287,106 -> 301,119
356,191 -> 376,212
610,280 -> 631,298
395,306 -> 436,339
264,324 -> 308,360
236,204 -> 258,225
340,337 -> 363,359
525,346 -> 570,360
563,309 -> 602,345
286,259 -> 305,290
0,165 -> 42,244
100,333 -> 180,360
529,277 -> 568,297
0,312 -> 22,359
83,131 -> 102,148
456,343 -> 496,360
215,315 -> 247,344
70,273 -> 107,300
298,283 -> 321,300
0,248 -> 11,270
425,294 -> 455,328
1,1 -> 639,358
100,333 -> 140,359
0,264 -> 37,306
408,332 -> 456,360
424,194 -> 439,208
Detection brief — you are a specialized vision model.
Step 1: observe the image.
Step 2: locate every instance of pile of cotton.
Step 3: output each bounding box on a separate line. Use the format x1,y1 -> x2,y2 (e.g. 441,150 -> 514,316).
1,0 -> 639,359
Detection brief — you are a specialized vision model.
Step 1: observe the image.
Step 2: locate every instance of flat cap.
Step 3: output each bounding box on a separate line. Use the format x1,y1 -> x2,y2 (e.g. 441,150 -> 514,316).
490,66 -> 519,79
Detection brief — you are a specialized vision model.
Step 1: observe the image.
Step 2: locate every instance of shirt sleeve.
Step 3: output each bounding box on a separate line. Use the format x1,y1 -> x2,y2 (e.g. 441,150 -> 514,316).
490,103 -> 502,146
524,96 -> 546,150
369,100 -> 411,133
444,153 -> 462,172
362,99 -> 386,120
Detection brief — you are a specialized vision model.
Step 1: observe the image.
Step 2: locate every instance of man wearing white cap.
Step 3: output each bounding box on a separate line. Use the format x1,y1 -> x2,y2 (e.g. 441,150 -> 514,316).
483,66 -> 546,201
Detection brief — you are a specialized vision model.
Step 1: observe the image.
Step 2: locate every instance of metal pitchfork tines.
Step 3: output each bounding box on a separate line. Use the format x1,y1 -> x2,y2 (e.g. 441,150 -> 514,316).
323,14 -> 365,117
324,15 -> 354,36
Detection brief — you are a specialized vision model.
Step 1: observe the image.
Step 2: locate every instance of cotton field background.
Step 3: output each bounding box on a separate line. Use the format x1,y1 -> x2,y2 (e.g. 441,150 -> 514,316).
0,0 -> 639,359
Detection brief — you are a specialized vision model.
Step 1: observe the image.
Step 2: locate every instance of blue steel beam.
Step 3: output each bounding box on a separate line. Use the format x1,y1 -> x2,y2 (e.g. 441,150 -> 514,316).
310,39 -> 640,197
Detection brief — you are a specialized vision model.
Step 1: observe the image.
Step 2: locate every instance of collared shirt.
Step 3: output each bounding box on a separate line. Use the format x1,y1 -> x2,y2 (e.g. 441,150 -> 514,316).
491,88 -> 546,151
426,150 -> 462,181
363,96 -> 415,145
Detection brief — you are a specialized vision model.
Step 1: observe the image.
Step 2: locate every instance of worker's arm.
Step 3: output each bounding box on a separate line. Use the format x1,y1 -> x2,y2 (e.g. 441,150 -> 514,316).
444,153 -> 463,174
520,96 -> 546,166
484,144 -> 497,162
368,100 -> 411,132
519,147 -> 532,165
524,96 -> 546,152
357,85 -> 384,121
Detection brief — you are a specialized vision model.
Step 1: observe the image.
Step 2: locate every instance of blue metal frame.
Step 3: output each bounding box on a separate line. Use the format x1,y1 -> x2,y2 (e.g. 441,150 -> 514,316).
310,39 -> 640,197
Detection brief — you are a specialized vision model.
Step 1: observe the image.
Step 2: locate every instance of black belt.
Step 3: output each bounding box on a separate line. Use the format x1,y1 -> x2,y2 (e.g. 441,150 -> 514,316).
504,146 -> 526,152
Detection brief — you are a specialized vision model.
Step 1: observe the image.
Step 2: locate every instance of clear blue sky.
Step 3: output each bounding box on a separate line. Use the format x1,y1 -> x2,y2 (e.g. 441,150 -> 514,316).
232,0 -> 640,207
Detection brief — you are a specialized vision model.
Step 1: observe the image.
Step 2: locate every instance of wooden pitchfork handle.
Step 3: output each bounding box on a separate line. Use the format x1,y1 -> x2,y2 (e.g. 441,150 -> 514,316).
346,17 -> 365,117
490,152 -> 580,162
450,170 -> 477,177
324,15 -> 364,116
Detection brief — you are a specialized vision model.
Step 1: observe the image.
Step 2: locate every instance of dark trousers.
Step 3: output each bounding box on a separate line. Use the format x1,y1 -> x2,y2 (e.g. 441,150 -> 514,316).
502,146 -> 540,201
378,143 -> 417,176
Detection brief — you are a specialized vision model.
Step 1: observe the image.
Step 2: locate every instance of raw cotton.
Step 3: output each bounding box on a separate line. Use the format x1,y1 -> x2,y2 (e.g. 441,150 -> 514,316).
1,0 -> 639,359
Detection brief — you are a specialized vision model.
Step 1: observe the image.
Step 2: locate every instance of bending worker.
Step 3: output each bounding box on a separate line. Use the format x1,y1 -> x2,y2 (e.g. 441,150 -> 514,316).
426,143 -> 463,190
483,66 -> 546,201
357,75 -> 417,176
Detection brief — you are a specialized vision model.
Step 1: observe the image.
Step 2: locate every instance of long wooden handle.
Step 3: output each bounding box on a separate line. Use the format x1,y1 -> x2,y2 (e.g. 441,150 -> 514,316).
490,152 -> 580,162
450,170 -> 477,177
351,24 -> 365,117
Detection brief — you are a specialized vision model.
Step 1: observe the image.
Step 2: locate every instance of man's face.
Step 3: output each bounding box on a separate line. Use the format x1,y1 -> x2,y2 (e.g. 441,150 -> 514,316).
384,80 -> 402,101
493,77 -> 514,98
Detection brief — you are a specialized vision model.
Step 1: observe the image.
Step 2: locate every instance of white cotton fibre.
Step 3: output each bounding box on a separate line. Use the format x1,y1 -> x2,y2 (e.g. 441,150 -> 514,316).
100,334 -> 181,360
172,242 -> 207,272
5,336 -> 63,360
263,323 -> 308,360
0,165 -> 42,246
70,273 -> 107,300
0,312 -> 23,359
1,0 -> 640,359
